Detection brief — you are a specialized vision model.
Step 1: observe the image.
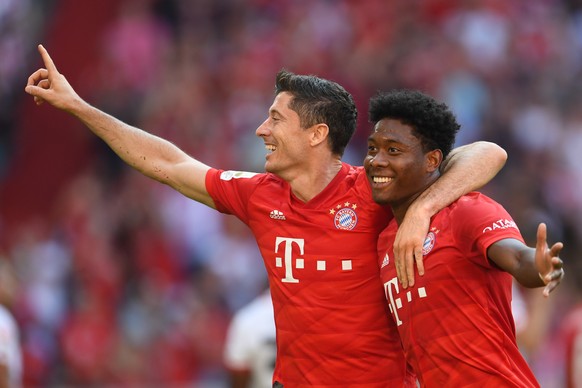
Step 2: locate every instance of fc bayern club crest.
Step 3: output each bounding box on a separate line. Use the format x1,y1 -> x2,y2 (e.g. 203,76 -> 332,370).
333,207 -> 358,230
422,232 -> 436,255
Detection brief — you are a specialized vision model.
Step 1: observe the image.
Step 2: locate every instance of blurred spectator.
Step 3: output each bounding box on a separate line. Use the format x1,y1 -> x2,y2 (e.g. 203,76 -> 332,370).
0,258 -> 22,388
0,0 -> 46,178
560,293 -> 582,388
223,287 -> 276,388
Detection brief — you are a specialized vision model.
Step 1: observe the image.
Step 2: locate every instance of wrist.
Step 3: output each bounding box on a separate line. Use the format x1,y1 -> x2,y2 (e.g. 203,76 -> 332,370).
407,199 -> 434,219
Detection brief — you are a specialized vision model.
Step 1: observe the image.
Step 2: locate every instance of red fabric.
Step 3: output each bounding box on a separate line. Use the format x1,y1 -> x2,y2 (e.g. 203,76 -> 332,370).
207,164 -> 414,387
379,192 -> 539,387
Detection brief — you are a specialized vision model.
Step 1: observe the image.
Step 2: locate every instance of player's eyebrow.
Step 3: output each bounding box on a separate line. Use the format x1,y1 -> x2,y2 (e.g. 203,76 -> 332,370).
269,108 -> 285,120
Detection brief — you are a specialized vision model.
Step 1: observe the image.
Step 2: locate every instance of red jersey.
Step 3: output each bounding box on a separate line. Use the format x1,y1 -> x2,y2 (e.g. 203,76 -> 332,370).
561,303 -> 582,388
378,192 -> 540,387
206,163 -> 414,387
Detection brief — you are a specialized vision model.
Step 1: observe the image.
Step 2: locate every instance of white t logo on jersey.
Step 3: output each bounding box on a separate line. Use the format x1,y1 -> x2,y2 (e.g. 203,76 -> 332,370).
275,237 -> 304,283
384,276 -> 428,326
384,277 -> 403,326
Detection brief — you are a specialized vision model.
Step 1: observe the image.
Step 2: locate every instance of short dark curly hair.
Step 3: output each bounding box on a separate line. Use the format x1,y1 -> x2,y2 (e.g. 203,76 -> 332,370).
368,90 -> 460,160
275,69 -> 357,157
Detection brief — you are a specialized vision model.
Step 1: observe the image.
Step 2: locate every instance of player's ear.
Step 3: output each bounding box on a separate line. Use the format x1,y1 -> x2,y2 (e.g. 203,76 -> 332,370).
426,149 -> 442,172
310,123 -> 329,147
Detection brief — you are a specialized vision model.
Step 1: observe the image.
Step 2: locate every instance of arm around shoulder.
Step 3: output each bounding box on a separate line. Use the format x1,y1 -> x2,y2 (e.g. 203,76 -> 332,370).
408,141 -> 506,220
440,141 -> 507,194
390,142 -> 506,289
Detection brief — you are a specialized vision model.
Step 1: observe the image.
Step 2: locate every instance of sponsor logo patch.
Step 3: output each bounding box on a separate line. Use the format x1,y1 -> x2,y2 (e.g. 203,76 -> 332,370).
422,231 -> 436,256
220,170 -> 258,181
381,253 -> 390,268
482,219 -> 518,233
270,210 -> 286,220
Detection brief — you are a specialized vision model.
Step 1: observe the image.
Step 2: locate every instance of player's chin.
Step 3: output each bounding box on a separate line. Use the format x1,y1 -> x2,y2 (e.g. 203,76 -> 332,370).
371,191 -> 390,205
264,162 -> 277,174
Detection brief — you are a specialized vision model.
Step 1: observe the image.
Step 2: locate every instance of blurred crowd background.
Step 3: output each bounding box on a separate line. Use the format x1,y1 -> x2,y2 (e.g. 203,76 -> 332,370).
1,0 -> 582,386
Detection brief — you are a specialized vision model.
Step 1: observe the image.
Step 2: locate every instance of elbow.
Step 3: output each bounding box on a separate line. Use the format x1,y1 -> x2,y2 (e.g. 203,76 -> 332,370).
480,141 -> 507,172
489,143 -> 507,170
494,143 -> 508,169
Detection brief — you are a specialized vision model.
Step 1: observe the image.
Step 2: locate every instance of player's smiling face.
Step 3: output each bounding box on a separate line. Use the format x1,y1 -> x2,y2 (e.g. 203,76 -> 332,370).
256,92 -> 311,177
364,118 -> 439,211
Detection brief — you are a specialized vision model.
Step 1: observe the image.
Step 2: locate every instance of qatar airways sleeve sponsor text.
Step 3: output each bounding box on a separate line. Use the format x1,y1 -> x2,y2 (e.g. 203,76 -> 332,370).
482,219 -> 518,234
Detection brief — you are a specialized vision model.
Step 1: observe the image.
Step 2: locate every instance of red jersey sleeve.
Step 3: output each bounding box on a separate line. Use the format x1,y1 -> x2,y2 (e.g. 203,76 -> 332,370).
451,192 -> 525,267
205,168 -> 264,223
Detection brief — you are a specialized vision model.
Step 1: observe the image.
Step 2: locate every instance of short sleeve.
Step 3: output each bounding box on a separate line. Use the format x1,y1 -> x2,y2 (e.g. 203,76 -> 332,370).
205,168 -> 263,223
451,193 -> 525,267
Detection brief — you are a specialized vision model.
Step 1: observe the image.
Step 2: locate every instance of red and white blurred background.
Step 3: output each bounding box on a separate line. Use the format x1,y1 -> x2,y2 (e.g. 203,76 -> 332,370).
1,0 -> 582,386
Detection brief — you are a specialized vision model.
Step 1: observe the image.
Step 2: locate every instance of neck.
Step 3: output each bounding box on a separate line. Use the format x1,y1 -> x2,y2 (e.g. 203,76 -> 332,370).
392,175 -> 440,225
392,196 -> 420,226
289,158 -> 343,202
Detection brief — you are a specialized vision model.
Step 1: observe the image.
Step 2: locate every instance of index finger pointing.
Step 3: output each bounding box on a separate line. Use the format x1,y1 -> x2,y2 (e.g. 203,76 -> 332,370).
38,44 -> 59,74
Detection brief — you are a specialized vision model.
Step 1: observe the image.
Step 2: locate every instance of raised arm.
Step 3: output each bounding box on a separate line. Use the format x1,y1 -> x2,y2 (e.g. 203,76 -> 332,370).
487,223 -> 565,297
394,141 -> 507,288
24,45 -> 215,208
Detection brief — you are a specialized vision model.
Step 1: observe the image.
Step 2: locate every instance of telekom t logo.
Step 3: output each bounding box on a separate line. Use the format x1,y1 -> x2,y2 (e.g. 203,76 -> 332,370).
274,237 -> 354,282
275,237 -> 304,283
384,278 -> 403,326
384,277 -> 428,326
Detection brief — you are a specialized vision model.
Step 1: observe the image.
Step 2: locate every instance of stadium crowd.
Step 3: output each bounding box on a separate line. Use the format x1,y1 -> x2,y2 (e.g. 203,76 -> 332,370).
1,0 -> 582,386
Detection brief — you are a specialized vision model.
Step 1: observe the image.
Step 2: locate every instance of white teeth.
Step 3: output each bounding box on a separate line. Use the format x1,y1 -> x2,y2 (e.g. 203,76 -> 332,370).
373,176 -> 392,183
265,145 -> 276,152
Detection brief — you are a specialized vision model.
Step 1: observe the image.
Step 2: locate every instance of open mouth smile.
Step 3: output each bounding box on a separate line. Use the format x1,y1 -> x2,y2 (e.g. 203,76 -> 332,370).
372,176 -> 393,184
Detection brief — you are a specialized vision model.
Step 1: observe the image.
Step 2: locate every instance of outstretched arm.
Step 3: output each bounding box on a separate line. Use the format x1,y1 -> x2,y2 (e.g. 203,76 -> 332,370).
393,141 -> 507,288
25,45 -> 215,208
488,223 -> 565,297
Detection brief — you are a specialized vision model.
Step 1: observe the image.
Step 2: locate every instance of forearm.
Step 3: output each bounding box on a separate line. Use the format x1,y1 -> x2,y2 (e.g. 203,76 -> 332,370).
410,141 -> 507,217
70,102 -> 199,183
488,241 -> 545,288
67,101 -> 215,206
